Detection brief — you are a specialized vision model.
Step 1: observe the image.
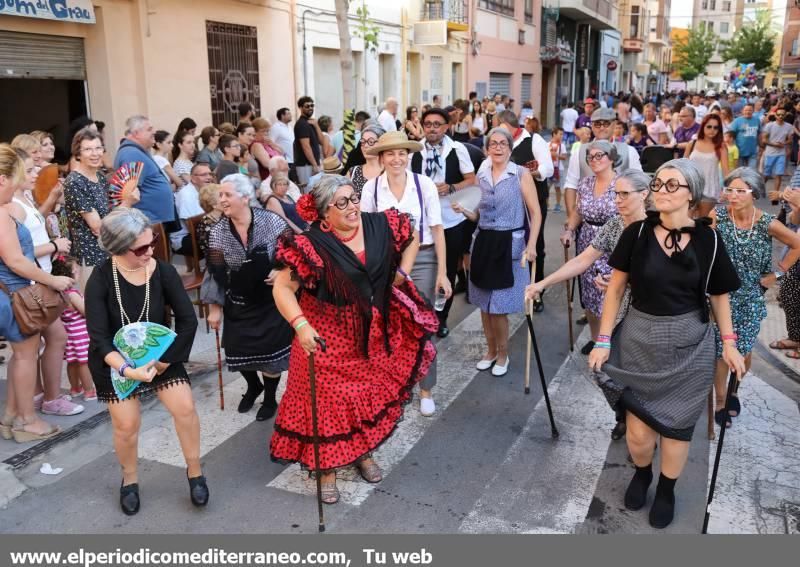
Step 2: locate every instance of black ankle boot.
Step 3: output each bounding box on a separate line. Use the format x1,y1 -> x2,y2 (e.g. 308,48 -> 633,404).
120,481 -> 140,516
624,463 -> 653,511
256,376 -> 280,422
649,473 -> 677,529
238,381 -> 264,413
188,472 -> 209,507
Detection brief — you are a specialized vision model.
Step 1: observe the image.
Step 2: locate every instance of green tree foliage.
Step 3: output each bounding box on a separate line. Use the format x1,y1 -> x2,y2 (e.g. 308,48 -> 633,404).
720,9 -> 777,72
672,26 -> 718,82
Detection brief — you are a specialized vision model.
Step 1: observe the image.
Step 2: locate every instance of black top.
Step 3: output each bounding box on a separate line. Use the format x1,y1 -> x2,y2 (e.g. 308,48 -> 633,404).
610,215 -> 740,318
85,259 -> 198,387
293,116 -> 321,167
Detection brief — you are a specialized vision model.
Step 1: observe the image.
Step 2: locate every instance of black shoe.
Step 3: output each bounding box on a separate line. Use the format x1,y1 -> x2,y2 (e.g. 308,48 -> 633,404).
437,325 -> 450,338
611,421 -> 626,440
624,465 -> 653,511
714,409 -> 732,429
256,401 -> 277,421
533,297 -> 544,313
188,473 -> 209,507
576,315 -> 588,325
238,382 -> 264,413
649,486 -> 676,529
120,482 -> 140,516
580,341 -> 595,355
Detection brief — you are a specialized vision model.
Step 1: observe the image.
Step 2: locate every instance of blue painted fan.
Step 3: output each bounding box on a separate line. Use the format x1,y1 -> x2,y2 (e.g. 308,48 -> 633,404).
110,322 -> 176,400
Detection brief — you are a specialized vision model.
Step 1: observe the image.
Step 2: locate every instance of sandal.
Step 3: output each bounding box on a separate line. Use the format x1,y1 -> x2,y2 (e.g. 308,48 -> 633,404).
356,458 -> 383,483
11,422 -> 60,443
0,415 -> 15,441
714,409 -> 732,429
769,339 -> 799,350
728,394 -> 741,417
785,349 -> 800,360
320,481 -> 340,505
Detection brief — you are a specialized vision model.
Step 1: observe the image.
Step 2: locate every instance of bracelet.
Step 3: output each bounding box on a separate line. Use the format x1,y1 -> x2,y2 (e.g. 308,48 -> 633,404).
118,362 -> 130,377
594,342 -> 611,350
289,314 -> 305,328
397,267 -> 409,280
597,335 -> 611,342
51,241 -> 58,255
721,333 -> 738,342
294,320 -> 309,331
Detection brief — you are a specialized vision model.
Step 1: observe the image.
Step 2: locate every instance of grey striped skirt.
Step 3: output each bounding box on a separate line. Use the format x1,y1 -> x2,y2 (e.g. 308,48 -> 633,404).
598,306 -> 715,441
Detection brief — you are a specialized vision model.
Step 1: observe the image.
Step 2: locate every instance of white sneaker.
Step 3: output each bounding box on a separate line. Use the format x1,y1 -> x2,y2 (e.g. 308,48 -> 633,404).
476,357 -> 497,371
491,357 -> 509,376
419,397 -> 436,417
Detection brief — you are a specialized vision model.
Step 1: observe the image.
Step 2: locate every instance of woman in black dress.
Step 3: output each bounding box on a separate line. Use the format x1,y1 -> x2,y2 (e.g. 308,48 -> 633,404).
588,158 -> 746,529
202,173 -> 293,421
85,208 -> 205,516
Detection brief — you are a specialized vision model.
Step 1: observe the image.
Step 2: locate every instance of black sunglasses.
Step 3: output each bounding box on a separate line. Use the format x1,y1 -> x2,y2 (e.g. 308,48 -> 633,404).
129,233 -> 159,257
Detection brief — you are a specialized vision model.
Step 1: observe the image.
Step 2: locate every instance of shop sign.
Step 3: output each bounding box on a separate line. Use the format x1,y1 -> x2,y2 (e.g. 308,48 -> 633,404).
0,0 -> 95,25
577,24 -> 589,70
607,60 -> 618,71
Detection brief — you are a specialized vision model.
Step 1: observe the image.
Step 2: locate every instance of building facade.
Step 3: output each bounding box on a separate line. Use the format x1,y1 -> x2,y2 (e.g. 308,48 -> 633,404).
647,0 -> 671,94
781,0 -> 800,86
692,0 -> 744,89
619,0 -> 651,94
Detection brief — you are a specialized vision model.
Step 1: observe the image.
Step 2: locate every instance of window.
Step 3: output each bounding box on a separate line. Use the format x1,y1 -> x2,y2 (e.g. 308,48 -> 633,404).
479,0 -> 514,17
723,1 -> 731,10
720,22 -> 729,34
521,74 -> 532,103
710,0 -> 716,10
630,6 -> 640,38
793,39 -> 799,57
206,21 -> 261,125
702,0 -> 708,8
707,21 -> 714,32
430,56 -> 443,91
525,0 -> 533,24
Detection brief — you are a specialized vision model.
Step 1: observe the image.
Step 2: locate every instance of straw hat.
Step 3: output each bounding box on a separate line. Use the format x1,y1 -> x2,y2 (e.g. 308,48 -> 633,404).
322,155 -> 343,174
364,131 -> 423,156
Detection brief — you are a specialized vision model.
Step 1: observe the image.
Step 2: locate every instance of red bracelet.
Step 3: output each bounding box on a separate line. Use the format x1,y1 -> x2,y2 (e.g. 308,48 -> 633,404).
721,333 -> 738,342
289,314 -> 306,328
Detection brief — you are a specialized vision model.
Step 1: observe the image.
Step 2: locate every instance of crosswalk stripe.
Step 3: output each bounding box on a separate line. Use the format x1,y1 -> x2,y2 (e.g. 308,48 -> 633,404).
267,309 -> 527,505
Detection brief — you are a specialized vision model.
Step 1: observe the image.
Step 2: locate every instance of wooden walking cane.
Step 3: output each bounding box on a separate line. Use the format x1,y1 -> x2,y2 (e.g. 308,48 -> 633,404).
309,336 -> 328,533
702,370 -> 738,534
563,245 -> 575,351
707,391 -> 715,440
214,329 -> 225,410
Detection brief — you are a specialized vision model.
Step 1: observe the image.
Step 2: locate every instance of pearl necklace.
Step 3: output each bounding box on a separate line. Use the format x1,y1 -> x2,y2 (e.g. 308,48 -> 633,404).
112,258 -> 150,326
730,206 -> 756,245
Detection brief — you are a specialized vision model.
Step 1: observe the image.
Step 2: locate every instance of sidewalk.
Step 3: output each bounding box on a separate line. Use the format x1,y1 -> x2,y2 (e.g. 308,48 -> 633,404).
756,287 -> 800,379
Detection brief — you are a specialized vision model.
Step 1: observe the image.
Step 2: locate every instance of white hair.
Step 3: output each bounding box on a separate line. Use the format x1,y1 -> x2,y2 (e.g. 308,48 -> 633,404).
221,173 -> 254,200
267,155 -> 288,171
124,115 -> 150,136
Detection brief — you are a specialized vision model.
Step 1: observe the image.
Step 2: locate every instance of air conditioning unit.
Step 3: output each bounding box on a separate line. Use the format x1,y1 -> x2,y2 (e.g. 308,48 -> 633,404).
413,21 -> 448,46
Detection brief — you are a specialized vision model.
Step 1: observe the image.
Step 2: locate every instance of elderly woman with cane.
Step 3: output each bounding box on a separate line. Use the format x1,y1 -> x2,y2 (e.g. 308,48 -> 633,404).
708,169 -> 800,428
202,174 -> 294,422
270,175 -> 438,504
588,158 -> 746,529
84,208 -> 204,516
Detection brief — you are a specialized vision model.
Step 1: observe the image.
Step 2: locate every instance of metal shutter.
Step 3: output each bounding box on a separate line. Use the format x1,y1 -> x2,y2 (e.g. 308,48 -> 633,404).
521,74 -> 532,103
0,31 -> 85,80
489,72 -> 511,96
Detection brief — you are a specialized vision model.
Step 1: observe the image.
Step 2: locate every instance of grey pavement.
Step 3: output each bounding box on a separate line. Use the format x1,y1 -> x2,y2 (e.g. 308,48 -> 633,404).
0,203 -> 798,534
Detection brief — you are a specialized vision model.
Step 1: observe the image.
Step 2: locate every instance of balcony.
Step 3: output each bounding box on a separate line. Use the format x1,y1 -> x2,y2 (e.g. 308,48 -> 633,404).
556,0 -> 617,30
541,39 -> 576,65
623,38 -> 645,52
421,0 -> 469,32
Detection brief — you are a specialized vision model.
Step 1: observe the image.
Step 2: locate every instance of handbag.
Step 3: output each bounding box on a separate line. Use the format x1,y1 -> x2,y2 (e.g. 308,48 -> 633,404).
0,281 -> 66,336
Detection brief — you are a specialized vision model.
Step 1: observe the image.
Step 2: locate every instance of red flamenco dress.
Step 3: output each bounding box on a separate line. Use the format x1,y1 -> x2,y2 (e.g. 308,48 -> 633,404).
270,209 -> 438,470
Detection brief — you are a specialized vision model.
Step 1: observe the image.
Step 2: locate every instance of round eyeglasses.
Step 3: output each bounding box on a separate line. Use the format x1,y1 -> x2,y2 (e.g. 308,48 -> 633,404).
328,194 -> 361,210
649,178 -> 690,193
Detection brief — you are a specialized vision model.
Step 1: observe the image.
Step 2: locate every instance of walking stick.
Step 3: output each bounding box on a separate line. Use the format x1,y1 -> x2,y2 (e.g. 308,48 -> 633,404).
563,245 -> 575,351
309,336 -> 328,533
525,263 -> 534,395
214,329 -> 225,410
706,391 -> 715,440
524,311 -> 559,438
702,370 -> 738,534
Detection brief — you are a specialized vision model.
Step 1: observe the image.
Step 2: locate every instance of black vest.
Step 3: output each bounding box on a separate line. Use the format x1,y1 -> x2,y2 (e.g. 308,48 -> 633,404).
510,134 -> 548,201
411,148 -> 465,185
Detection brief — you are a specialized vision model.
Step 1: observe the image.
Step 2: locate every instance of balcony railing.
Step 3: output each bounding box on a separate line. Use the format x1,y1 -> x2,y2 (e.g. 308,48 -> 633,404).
422,0 -> 469,30
541,39 -> 576,64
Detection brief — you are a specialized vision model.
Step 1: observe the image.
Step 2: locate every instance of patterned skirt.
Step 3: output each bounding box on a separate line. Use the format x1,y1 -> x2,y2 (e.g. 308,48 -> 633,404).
598,307 -> 715,441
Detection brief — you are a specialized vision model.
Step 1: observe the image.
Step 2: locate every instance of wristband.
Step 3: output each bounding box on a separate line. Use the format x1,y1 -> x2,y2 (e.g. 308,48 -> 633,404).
397,267 -> 409,280
597,335 -> 611,342
594,342 -> 611,350
51,241 -> 58,255
721,333 -> 738,342
118,362 -> 131,377
289,314 -> 305,328
294,320 -> 309,331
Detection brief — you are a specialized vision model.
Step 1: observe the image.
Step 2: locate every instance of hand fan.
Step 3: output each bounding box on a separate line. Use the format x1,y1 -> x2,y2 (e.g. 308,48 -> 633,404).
33,164 -> 60,205
443,185 -> 482,213
110,322 -> 176,400
108,162 -> 144,209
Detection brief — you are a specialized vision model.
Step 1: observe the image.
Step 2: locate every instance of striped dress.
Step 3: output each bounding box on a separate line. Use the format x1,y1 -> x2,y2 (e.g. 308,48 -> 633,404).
62,289 -> 89,364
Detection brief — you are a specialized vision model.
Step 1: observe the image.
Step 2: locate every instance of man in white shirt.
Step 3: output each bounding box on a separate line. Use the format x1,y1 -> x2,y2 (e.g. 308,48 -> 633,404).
171,162 -> 211,254
377,97 -> 399,132
270,107 -> 295,164
410,107 -> 477,339
560,101 -> 579,148
689,94 -> 708,122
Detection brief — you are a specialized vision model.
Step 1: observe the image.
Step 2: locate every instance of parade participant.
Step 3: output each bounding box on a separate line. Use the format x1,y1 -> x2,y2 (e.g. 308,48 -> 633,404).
685,113 -> 729,217
709,169 -> 800,427
115,116 -> 176,224
411,107 -> 477,338
64,128 -> 111,285
526,169 -> 650,440
202,174 -> 293,421
270,175 -> 437,504
361,131 -> 451,416
85,208 -> 204,515
452,127 -> 541,377
772,186 -> 800,359
0,145 -> 74,443
729,103 -> 761,169
497,111 -> 553,311
589,158 -> 746,529
348,123 -> 385,196
761,108 -> 793,201
562,141 -> 621,353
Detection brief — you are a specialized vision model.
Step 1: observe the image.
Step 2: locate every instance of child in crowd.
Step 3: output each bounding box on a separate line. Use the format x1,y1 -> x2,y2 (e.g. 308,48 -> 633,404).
724,131 -> 739,172
548,127 -> 568,212
572,126 -> 591,153
51,256 -> 96,401
627,123 -> 654,154
611,121 -> 627,143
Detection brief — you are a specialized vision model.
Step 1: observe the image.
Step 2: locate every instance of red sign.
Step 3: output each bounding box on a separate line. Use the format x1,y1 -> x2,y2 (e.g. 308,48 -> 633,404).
607,60 -> 618,71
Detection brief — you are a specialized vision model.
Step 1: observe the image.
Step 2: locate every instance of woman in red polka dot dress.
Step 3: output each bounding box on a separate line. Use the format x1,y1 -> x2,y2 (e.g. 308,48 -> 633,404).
271,175 -> 438,505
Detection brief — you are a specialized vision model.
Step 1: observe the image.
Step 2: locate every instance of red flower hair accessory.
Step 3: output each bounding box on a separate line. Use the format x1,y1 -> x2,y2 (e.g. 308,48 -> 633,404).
296,193 -> 319,223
